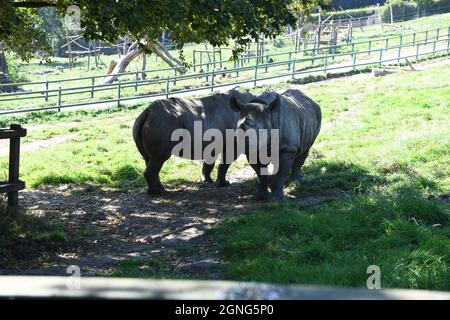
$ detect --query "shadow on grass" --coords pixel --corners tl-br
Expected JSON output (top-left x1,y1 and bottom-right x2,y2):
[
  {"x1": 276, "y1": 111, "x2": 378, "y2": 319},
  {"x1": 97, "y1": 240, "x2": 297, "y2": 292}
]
[{"x1": 212, "y1": 161, "x2": 449, "y2": 289}]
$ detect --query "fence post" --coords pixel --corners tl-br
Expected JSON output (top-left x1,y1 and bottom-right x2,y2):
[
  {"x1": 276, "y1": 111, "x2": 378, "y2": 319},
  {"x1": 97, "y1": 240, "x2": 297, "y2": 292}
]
[
  {"x1": 288, "y1": 52, "x2": 292, "y2": 71},
  {"x1": 416, "y1": 43, "x2": 420, "y2": 61},
  {"x1": 45, "y1": 80, "x2": 49, "y2": 102},
  {"x1": 311, "y1": 49, "x2": 315, "y2": 66},
  {"x1": 385, "y1": 38, "x2": 389, "y2": 50},
  {"x1": 399, "y1": 34, "x2": 403, "y2": 47},
  {"x1": 324, "y1": 55, "x2": 328, "y2": 76},
  {"x1": 436, "y1": 28, "x2": 440, "y2": 41},
  {"x1": 265, "y1": 55, "x2": 269, "y2": 73},
  {"x1": 117, "y1": 80, "x2": 121, "y2": 107},
  {"x1": 379, "y1": 49, "x2": 383, "y2": 67},
  {"x1": 413, "y1": 33, "x2": 416, "y2": 46},
  {"x1": 206, "y1": 63, "x2": 210, "y2": 82},
  {"x1": 135, "y1": 72, "x2": 139, "y2": 92},
  {"x1": 432, "y1": 39, "x2": 436, "y2": 57},
  {"x1": 352, "y1": 52, "x2": 357, "y2": 70},
  {"x1": 173, "y1": 69, "x2": 177, "y2": 85},
  {"x1": 57, "y1": 86, "x2": 62, "y2": 112},
  {"x1": 425, "y1": 30, "x2": 428, "y2": 43},
  {"x1": 211, "y1": 70, "x2": 215, "y2": 92},
  {"x1": 397, "y1": 45, "x2": 402, "y2": 64},
  {"x1": 236, "y1": 58, "x2": 240, "y2": 77},
  {"x1": 292, "y1": 59, "x2": 296, "y2": 80},
  {"x1": 8, "y1": 124, "x2": 22, "y2": 209},
  {"x1": 253, "y1": 61, "x2": 258, "y2": 88},
  {"x1": 447, "y1": 27, "x2": 450, "y2": 52},
  {"x1": 166, "y1": 77, "x2": 170, "y2": 99},
  {"x1": 368, "y1": 40, "x2": 372, "y2": 55},
  {"x1": 91, "y1": 77, "x2": 95, "y2": 98}
]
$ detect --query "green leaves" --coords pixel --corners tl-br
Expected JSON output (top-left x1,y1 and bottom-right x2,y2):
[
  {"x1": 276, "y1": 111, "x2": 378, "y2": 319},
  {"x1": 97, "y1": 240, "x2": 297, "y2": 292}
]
[{"x1": 3, "y1": 0, "x2": 325, "y2": 59}]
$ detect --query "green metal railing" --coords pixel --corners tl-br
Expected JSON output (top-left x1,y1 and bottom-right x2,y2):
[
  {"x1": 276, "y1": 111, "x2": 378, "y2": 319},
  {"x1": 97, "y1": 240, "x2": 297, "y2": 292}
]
[{"x1": 0, "y1": 26, "x2": 449, "y2": 116}]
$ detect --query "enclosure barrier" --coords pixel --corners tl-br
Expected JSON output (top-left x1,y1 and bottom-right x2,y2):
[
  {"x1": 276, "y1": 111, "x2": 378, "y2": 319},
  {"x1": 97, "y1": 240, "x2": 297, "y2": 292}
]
[
  {"x1": 0, "y1": 276, "x2": 449, "y2": 300},
  {"x1": 0, "y1": 124, "x2": 26, "y2": 208},
  {"x1": 0, "y1": 26, "x2": 449, "y2": 115}
]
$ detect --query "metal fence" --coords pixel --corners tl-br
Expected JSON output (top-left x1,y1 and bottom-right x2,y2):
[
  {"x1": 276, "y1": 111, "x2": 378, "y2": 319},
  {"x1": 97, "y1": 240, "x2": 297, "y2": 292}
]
[{"x1": 1, "y1": 26, "x2": 449, "y2": 116}]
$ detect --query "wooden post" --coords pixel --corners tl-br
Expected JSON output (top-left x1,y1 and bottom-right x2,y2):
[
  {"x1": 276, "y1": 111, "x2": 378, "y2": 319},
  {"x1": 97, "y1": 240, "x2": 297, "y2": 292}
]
[
  {"x1": 211, "y1": 70, "x2": 215, "y2": 92},
  {"x1": 193, "y1": 51, "x2": 196, "y2": 72},
  {"x1": 117, "y1": 80, "x2": 121, "y2": 107},
  {"x1": 45, "y1": 80, "x2": 49, "y2": 102},
  {"x1": 135, "y1": 72, "x2": 139, "y2": 92},
  {"x1": 378, "y1": 3, "x2": 383, "y2": 30},
  {"x1": 91, "y1": 77, "x2": 95, "y2": 99},
  {"x1": 291, "y1": 58, "x2": 296, "y2": 80},
  {"x1": 166, "y1": 77, "x2": 170, "y2": 99},
  {"x1": 8, "y1": 124, "x2": 21, "y2": 208},
  {"x1": 379, "y1": 49, "x2": 383, "y2": 67},
  {"x1": 57, "y1": 86, "x2": 62, "y2": 112},
  {"x1": 253, "y1": 61, "x2": 258, "y2": 88}
]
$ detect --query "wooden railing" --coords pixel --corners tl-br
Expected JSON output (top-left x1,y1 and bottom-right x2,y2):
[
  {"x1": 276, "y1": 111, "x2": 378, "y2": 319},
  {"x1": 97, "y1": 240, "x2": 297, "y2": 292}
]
[{"x1": 0, "y1": 124, "x2": 26, "y2": 208}]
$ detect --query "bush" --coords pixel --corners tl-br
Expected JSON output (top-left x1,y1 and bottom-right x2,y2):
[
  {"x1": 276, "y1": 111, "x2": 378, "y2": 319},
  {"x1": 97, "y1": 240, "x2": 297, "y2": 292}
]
[{"x1": 5, "y1": 52, "x2": 28, "y2": 83}]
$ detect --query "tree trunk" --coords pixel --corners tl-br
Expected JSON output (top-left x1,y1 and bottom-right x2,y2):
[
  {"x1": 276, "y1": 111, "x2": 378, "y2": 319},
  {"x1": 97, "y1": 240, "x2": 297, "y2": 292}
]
[
  {"x1": 100, "y1": 40, "x2": 187, "y2": 85},
  {"x1": 0, "y1": 42, "x2": 10, "y2": 84}
]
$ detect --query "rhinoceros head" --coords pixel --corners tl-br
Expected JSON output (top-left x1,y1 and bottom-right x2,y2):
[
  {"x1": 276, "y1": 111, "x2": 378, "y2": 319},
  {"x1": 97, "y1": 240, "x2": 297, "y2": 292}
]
[
  {"x1": 229, "y1": 94, "x2": 280, "y2": 153},
  {"x1": 229, "y1": 94, "x2": 280, "y2": 132}
]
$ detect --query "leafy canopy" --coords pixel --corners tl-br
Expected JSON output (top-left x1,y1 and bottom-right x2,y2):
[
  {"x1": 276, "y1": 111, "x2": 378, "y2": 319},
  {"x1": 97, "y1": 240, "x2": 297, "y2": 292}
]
[{"x1": 1, "y1": 0, "x2": 326, "y2": 59}]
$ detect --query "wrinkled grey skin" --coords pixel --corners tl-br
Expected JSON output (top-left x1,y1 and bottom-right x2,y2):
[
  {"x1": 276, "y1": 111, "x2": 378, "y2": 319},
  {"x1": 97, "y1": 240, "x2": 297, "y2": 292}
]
[
  {"x1": 133, "y1": 89, "x2": 256, "y2": 194},
  {"x1": 230, "y1": 89, "x2": 322, "y2": 200}
]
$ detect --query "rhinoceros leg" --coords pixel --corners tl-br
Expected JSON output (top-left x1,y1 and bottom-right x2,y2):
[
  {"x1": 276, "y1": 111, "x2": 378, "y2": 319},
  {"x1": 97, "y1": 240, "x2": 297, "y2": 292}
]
[
  {"x1": 216, "y1": 148, "x2": 238, "y2": 187},
  {"x1": 291, "y1": 149, "x2": 309, "y2": 183},
  {"x1": 271, "y1": 152, "x2": 296, "y2": 201},
  {"x1": 144, "y1": 157, "x2": 166, "y2": 195},
  {"x1": 249, "y1": 162, "x2": 270, "y2": 200},
  {"x1": 201, "y1": 163, "x2": 215, "y2": 184},
  {"x1": 216, "y1": 163, "x2": 231, "y2": 187}
]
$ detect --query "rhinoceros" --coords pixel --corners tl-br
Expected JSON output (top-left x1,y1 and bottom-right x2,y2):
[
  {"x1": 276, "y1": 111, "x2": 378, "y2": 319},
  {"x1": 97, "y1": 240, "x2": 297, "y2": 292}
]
[
  {"x1": 229, "y1": 89, "x2": 322, "y2": 200},
  {"x1": 133, "y1": 89, "x2": 256, "y2": 194}
]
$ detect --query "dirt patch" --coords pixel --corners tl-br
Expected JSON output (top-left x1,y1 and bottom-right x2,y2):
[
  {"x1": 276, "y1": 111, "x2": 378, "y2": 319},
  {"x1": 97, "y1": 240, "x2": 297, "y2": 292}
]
[
  {"x1": 0, "y1": 165, "x2": 257, "y2": 277},
  {"x1": 0, "y1": 160, "x2": 341, "y2": 278}
]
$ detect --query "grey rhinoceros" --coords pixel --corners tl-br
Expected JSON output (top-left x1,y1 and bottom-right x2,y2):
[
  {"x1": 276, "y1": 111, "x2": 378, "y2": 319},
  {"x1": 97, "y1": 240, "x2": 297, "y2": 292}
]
[
  {"x1": 133, "y1": 89, "x2": 256, "y2": 194},
  {"x1": 229, "y1": 89, "x2": 322, "y2": 200}
]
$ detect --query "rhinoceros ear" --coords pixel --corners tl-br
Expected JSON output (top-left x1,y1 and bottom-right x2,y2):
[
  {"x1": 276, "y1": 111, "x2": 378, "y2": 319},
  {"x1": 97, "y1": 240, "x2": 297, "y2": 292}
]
[
  {"x1": 229, "y1": 95, "x2": 246, "y2": 112},
  {"x1": 267, "y1": 94, "x2": 280, "y2": 112}
]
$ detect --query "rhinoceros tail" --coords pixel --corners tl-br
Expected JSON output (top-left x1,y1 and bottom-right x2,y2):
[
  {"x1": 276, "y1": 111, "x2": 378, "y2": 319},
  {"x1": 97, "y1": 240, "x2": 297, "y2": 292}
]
[{"x1": 133, "y1": 107, "x2": 151, "y2": 164}]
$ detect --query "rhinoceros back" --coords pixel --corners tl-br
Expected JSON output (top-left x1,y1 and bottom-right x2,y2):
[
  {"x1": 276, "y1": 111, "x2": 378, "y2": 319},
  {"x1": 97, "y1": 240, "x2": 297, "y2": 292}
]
[{"x1": 278, "y1": 89, "x2": 322, "y2": 155}]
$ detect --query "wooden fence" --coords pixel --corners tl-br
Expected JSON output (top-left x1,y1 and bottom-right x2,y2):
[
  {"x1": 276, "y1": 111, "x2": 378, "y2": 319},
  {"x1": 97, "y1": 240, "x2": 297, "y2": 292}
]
[{"x1": 0, "y1": 124, "x2": 26, "y2": 208}]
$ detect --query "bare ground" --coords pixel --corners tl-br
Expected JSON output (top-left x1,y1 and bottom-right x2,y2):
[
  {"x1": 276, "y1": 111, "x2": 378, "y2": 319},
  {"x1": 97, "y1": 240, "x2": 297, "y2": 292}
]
[{"x1": 0, "y1": 163, "x2": 340, "y2": 278}]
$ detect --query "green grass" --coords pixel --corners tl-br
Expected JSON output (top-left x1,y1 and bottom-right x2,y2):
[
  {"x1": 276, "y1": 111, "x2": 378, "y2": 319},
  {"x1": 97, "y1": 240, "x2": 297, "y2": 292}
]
[
  {"x1": 0, "y1": 58, "x2": 448, "y2": 289},
  {"x1": 212, "y1": 63, "x2": 450, "y2": 290},
  {"x1": 2, "y1": 12, "x2": 448, "y2": 111},
  {"x1": 213, "y1": 195, "x2": 449, "y2": 289}
]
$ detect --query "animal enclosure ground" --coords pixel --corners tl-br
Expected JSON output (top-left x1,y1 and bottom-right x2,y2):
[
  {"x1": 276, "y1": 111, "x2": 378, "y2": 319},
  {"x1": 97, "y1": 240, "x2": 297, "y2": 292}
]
[{"x1": 0, "y1": 60, "x2": 449, "y2": 289}]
